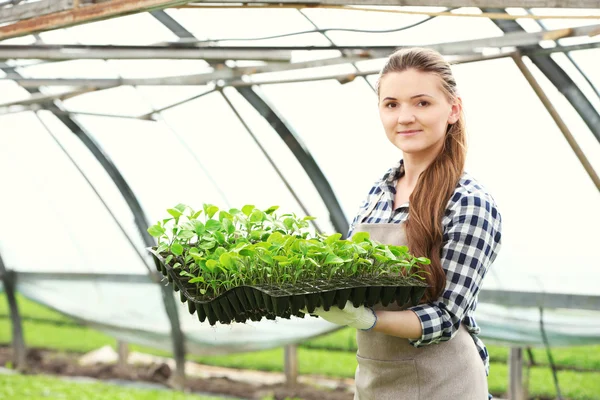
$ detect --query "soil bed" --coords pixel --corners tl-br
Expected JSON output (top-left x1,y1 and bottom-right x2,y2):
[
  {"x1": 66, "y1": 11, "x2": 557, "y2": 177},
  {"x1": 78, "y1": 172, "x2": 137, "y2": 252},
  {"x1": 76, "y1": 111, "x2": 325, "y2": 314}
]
[{"x1": 0, "y1": 346, "x2": 353, "y2": 400}]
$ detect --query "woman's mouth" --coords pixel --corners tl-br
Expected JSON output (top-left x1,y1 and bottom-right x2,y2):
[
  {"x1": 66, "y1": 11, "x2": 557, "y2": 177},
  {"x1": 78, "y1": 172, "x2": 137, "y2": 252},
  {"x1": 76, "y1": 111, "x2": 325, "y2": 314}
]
[{"x1": 397, "y1": 130, "x2": 422, "y2": 136}]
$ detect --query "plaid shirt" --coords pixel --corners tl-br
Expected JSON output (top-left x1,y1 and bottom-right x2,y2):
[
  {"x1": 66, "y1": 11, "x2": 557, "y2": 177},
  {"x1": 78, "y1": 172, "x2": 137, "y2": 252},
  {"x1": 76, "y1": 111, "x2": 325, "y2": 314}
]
[{"x1": 348, "y1": 159, "x2": 502, "y2": 377}]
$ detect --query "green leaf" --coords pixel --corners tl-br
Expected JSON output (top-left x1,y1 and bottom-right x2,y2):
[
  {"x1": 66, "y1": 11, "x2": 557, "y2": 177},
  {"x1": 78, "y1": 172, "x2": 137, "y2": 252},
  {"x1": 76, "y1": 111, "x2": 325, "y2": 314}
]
[
  {"x1": 250, "y1": 230, "x2": 263, "y2": 241},
  {"x1": 174, "y1": 203, "x2": 187, "y2": 213},
  {"x1": 189, "y1": 276, "x2": 205, "y2": 284},
  {"x1": 325, "y1": 233, "x2": 342, "y2": 246},
  {"x1": 199, "y1": 240, "x2": 216, "y2": 250},
  {"x1": 214, "y1": 231, "x2": 225, "y2": 244},
  {"x1": 165, "y1": 255, "x2": 173, "y2": 264},
  {"x1": 264, "y1": 205, "x2": 279, "y2": 214},
  {"x1": 273, "y1": 256, "x2": 288, "y2": 262},
  {"x1": 416, "y1": 256, "x2": 431, "y2": 265},
  {"x1": 205, "y1": 219, "x2": 222, "y2": 232},
  {"x1": 194, "y1": 221, "x2": 205, "y2": 235},
  {"x1": 207, "y1": 206, "x2": 219, "y2": 219},
  {"x1": 239, "y1": 249, "x2": 254, "y2": 257},
  {"x1": 219, "y1": 253, "x2": 233, "y2": 268},
  {"x1": 324, "y1": 253, "x2": 344, "y2": 265},
  {"x1": 192, "y1": 210, "x2": 203, "y2": 219},
  {"x1": 167, "y1": 208, "x2": 183, "y2": 219},
  {"x1": 218, "y1": 211, "x2": 233, "y2": 222},
  {"x1": 242, "y1": 205, "x2": 255, "y2": 216},
  {"x1": 222, "y1": 218, "x2": 235, "y2": 235},
  {"x1": 179, "y1": 230, "x2": 195, "y2": 240},
  {"x1": 171, "y1": 242, "x2": 183, "y2": 256},
  {"x1": 351, "y1": 232, "x2": 370, "y2": 243},
  {"x1": 267, "y1": 232, "x2": 284, "y2": 245},
  {"x1": 206, "y1": 259, "x2": 218, "y2": 270},
  {"x1": 250, "y1": 209, "x2": 264, "y2": 223},
  {"x1": 258, "y1": 252, "x2": 273, "y2": 265},
  {"x1": 302, "y1": 216, "x2": 316, "y2": 221},
  {"x1": 283, "y1": 217, "x2": 295, "y2": 230},
  {"x1": 180, "y1": 221, "x2": 195, "y2": 231},
  {"x1": 147, "y1": 225, "x2": 165, "y2": 237},
  {"x1": 157, "y1": 243, "x2": 168, "y2": 253}
]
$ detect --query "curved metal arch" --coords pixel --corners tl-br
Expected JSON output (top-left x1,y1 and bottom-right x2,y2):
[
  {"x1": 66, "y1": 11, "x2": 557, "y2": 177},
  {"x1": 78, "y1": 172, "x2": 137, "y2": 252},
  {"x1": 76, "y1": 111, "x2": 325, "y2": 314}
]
[
  {"x1": 485, "y1": 8, "x2": 600, "y2": 143},
  {"x1": 0, "y1": 65, "x2": 187, "y2": 386},
  {"x1": 151, "y1": 10, "x2": 349, "y2": 236}
]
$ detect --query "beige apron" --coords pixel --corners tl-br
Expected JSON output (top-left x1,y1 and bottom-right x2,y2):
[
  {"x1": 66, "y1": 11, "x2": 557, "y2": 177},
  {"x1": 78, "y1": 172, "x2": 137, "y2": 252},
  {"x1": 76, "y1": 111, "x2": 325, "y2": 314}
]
[{"x1": 353, "y1": 223, "x2": 488, "y2": 400}]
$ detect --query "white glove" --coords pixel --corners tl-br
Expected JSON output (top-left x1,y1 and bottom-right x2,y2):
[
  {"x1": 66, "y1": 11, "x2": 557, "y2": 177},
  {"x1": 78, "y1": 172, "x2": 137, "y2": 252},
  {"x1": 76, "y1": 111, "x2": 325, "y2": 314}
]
[{"x1": 305, "y1": 300, "x2": 377, "y2": 331}]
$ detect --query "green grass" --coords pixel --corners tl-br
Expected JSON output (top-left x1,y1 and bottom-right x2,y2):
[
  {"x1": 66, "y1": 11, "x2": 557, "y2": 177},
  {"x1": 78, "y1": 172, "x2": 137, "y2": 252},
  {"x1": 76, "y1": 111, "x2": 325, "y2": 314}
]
[
  {"x1": 2, "y1": 293, "x2": 600, "y2": 399},
  {"x1": 0, "y1": 373, "x2": 229, "y2": 400},
  {"x1": 302, "y1": 324, "x2": 600, "y2": 371}
]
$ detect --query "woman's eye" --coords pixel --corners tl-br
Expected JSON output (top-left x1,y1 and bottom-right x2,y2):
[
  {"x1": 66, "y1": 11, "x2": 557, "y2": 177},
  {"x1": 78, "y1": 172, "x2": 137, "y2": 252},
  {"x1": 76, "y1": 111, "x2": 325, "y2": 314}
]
[
  {"x1": 417, "y1": 101, "x2": 430, "y2": 107},
  {"x1": 386, "y1": 102, "x2": 397, "y2": 108}
]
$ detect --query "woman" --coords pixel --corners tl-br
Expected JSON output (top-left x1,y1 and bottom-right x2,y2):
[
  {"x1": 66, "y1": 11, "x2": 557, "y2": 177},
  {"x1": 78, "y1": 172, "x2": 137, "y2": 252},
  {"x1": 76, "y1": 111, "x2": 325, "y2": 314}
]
[{"x1": 309, "y1": 47, "x2": 503, "y2": 399}]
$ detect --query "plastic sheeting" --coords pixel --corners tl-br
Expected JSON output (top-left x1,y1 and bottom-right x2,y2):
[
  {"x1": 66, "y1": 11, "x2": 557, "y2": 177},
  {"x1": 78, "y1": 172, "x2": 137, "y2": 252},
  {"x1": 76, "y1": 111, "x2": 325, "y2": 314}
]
[
  {"x1": 14, "y1": 277, "x2": 337, "y2": 355},
  {"x1": 1, "y1": 6, "x2": 599, "y2": 354}
]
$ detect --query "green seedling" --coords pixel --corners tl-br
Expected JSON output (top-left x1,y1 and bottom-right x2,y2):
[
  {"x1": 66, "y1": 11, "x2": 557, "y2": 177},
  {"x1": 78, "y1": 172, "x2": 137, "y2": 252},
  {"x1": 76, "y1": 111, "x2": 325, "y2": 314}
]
[{"x1": 148, "y1": 204, "x2": 428, "y2": 300}]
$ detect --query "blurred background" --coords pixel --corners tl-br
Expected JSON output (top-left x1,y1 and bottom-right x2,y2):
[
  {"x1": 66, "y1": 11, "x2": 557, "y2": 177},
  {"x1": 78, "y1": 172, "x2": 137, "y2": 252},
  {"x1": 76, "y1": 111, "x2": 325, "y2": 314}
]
[{"x1": 0, "y1": 1, "x2": 599, "y2": 399}]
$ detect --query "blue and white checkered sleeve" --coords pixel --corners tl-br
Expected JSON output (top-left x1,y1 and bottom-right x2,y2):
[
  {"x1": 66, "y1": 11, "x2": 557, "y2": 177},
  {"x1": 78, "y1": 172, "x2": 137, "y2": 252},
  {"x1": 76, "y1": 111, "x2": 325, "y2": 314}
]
[
  {"x1": 407, "y1": 193, "x2": 502, "y2": 347},
  {"x1": 346, "y1": 186, "x2": 380, "y2": 238}
]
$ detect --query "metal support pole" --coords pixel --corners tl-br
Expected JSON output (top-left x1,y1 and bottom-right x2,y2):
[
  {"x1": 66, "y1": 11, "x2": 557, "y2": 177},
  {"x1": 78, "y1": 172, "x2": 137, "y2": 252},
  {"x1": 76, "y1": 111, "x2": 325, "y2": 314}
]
[
  {"x1": 284, "y1": 344, "x2": 298, "y2": 387},
  {"x1": 509, "y1": 347, "x2": 525, "y2": 400},
  {"x1": 0, "y1": 255, "x2": 27, "y2": 371},
  {"x1": 512, "y1": 54, "x2": 600, "y2": 192},
  {"x1": 117, "y1": 341, "x2": 129, "y2": 368}
]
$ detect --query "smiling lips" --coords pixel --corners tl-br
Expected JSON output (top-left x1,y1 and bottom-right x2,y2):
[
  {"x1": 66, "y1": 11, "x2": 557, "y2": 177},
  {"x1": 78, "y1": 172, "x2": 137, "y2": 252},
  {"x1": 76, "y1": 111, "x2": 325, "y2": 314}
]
[{"x1": 397, "y1": 129, "x2": 422, "y2": 136}]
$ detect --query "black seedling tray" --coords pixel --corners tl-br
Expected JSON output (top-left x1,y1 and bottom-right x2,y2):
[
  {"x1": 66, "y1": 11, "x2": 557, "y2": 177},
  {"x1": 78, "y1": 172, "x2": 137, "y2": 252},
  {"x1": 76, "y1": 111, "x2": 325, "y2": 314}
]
[{"x1": 148, "y1": 248, "x2": 428, "y2": 326}]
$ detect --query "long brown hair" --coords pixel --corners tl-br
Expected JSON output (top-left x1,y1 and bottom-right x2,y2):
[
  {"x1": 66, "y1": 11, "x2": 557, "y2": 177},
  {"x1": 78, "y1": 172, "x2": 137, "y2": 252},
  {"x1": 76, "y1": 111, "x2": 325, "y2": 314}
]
[{"x1": 376, "y1": 47, "x2": 467, "y2": 302}]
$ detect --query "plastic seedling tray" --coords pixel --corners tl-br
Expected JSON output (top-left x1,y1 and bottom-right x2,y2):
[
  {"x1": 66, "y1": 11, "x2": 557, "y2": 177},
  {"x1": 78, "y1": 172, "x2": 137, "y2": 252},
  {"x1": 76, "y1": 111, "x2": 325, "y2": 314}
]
[{"x1": 148, "y1": 248, "x2": 428, "y2": 326}]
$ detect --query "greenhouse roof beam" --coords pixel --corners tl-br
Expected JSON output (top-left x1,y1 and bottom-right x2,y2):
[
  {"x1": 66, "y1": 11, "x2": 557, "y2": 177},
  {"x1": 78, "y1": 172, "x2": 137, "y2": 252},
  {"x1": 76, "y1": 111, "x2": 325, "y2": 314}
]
[
  {"x1": 487, "y1": 10, "x2": 600, "y2": 143},
  {"x1": 0, "y1": 0, "x2": 596, "y2": 41},
  {"x1": 184, "y1": 0, "x2": 600, "y2": 7},
  {"x1": 149, "y1": 9, "x2": 350, "y2": 235},
  {"x1": 2, "y1": 55, "x2": 369, "y2": 88},
  {"x1": 3, "y1": 42, "x2": 597, "y2": 91},
  {"x1": 1, "y1": 22, "x2": 597, "y2": 61},
  {"x1": 0, "y1": 0, "x2": 73, "y2": 24},
  {"x1": 0, "y1": 44, "x2": 293, "y2": 62},
  {"x1": 0, "y1": 0, "x2": 194, "y2": 41}
]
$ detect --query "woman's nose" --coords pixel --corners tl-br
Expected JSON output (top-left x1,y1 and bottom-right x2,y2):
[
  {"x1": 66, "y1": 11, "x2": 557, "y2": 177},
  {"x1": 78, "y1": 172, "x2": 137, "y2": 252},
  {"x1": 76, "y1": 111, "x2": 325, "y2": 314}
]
[{"x1": 397, "y1": 111, "x2": 416, "y2": 125}]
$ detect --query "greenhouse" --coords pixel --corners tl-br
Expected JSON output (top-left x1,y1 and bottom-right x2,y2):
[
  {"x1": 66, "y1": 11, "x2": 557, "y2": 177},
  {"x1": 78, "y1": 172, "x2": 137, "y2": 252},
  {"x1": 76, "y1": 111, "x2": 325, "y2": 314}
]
[{"x1": 0, "y1": 1, "x2": 599, "y2": 399}]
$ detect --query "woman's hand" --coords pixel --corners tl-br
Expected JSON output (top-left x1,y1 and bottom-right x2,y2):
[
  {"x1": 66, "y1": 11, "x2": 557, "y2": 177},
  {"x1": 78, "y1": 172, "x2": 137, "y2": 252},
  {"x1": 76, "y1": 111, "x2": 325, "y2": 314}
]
[{"x1": 305, "y1": 301, "x2": 377, "y2": 331}]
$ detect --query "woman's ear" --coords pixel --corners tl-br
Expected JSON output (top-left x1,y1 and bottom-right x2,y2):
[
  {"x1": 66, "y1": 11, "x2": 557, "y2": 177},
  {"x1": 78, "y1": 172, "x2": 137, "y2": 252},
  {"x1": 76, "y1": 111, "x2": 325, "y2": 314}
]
[{"x1": 448, "y1": 97, "x2": 462, "y2": 124}]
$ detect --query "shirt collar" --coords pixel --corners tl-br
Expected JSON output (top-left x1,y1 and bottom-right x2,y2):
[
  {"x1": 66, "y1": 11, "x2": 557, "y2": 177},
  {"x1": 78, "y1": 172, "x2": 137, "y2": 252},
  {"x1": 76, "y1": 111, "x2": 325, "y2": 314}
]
[{"x1": 378, "y1": 158, "x2": 405, "y2": 194}]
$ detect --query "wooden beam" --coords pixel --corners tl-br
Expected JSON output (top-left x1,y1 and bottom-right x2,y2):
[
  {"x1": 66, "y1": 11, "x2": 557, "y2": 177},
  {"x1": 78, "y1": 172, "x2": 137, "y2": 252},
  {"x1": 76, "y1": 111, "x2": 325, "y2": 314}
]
[
  {"x1": 0, "y1": 0, "x2": 193, "y2": 41},
  {"x1": 512, "y1": 53, "x2": 600, "y2": 192},
  {"x1": 0, "y1": 0, "x2": 73, "y2": 24},
  {"x1": 185, "y1": 0, "x2": 600, "y2": 8}
]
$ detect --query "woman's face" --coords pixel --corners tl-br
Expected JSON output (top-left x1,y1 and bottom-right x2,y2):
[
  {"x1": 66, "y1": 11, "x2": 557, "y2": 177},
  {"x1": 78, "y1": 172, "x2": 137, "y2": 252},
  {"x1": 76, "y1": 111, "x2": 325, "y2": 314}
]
[{"x1": 378, "y1": 69, "x2": 460, "y2": 158}]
